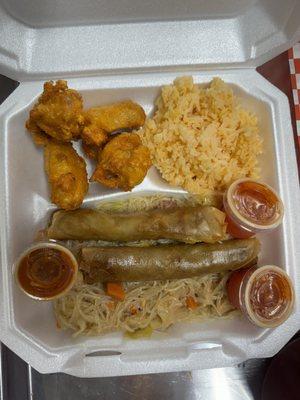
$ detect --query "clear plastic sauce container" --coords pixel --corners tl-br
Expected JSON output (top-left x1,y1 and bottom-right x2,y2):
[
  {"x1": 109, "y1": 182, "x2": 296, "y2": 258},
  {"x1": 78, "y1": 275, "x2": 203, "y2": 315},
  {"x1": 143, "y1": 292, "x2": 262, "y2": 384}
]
[
  {"x1": 227, "y1": 265, "x2": 294, "y2": 328},
  {"x1": 224, "y1": 179, "x2": 284, "y2": 239},
  {"x1": 15, "y1": 242, "x2": 78, "y2": 300}
]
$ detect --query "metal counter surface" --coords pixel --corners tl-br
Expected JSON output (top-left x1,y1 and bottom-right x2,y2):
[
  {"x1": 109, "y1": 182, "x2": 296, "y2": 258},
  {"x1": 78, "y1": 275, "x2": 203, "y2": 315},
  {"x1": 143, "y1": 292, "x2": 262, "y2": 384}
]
[{"x1": 1, "y1": 343, "x2": 269, "y2": 400}]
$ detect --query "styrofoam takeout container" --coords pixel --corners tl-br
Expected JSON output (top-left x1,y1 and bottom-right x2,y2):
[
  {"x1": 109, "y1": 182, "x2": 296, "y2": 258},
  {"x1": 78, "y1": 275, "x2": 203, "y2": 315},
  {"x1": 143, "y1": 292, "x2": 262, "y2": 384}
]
[{"x1": 0, "y1": 0, "x2": 300, "y2": 378}]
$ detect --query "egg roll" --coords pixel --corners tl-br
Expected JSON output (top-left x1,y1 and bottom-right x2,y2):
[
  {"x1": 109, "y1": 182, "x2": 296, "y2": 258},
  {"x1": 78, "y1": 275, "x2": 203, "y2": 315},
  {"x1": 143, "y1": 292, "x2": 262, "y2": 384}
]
[
  {"x1": 80, "y1": 238, "x2": 260, "y2": 283},
  {"x1": 47, "y1": 205, "x2": 227, "y2": 243}
]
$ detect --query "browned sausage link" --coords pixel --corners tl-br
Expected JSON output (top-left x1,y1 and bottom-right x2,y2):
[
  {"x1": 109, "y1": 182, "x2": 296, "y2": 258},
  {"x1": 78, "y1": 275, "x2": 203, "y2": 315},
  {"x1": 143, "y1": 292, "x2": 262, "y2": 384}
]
[
  {"x1": 47, "y1": 206, "x2": 226, "y2": 243},
  {"x1": 79, "y1": 238, "x2": 260, "y2": 283}
]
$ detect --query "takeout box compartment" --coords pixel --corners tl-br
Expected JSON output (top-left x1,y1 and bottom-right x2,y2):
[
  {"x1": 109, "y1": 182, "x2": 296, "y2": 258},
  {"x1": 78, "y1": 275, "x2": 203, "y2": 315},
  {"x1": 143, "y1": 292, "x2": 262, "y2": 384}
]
[{"x1": 0, "y1": 68, "x2": 299, "y2": 377}]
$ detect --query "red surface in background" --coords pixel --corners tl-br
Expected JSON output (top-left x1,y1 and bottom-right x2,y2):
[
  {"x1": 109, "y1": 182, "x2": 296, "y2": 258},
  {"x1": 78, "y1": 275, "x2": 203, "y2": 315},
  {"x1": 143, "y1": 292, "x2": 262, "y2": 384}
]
[{"x1": 257, "y1": 51, "x2": 300, "y2": 174}]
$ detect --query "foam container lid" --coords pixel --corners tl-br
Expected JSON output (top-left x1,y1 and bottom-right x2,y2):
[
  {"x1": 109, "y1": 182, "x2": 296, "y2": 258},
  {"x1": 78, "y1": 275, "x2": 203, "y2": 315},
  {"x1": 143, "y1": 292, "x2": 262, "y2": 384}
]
[
  {"x1": 0, "y1": 0, "x2": 300, "y2": 378},
  {"x1": 0, "y1": 0, "x2": 300, "y2": 79}
]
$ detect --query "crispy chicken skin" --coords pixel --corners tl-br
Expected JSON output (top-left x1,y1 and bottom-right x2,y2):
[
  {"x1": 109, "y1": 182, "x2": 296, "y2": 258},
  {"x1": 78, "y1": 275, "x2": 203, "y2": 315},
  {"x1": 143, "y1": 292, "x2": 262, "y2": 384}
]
[
  {"x1": 44, "y1": 140, "x2": 88, "y2": 210},
  {"x1": 81, "y1": 100, "x2": 146, "y2": 147},
  {"x1": 81, "y1": 117, "x2": 108, "y2": 147},
  {"x1": 90, "y1": 133, "x2": 151, "y2": 191},
  {"x1": 81, "y1": 141, "x2": 100, "y2": 160},
  {"x1": 27, "y1": 130, "x2": 51, "y2": 146},
  {"x1": 26, "y1": 80, "x2": 84, "y2": 143}
]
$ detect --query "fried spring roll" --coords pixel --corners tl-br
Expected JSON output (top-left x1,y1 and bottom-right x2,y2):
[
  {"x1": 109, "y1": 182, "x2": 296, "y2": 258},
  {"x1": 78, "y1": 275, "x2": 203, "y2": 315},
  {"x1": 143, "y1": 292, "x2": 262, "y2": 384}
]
[
  {"x1": 80, "y1": 238, "x2": 260, "y2": 283},
  {"x1": 47, "y1": 206, "x2": 227, "y2": 243}
]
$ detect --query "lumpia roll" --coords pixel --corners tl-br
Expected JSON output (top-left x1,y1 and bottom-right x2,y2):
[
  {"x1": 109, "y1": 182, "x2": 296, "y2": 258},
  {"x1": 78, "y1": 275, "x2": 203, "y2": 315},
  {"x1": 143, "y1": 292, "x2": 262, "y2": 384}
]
[
  {"x1": 80, "y1": 238, "x2": 260, "y2": 283},
  {"x1": 47, "y1": 206, "x2": 227, "y2": 244}
]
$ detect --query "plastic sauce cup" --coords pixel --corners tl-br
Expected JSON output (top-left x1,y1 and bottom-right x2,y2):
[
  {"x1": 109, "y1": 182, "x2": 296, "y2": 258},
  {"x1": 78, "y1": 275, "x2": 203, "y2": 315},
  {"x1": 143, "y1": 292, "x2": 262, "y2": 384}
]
[
  {"x1": 227, "y1": 265, "x2": 294, "y2": 328},
  {"x1": 223, "y1": 179, "x2": 284, "y2": 239},
  {"x1": 14, "y1": 242, "x2": 78, "y2": 301}
]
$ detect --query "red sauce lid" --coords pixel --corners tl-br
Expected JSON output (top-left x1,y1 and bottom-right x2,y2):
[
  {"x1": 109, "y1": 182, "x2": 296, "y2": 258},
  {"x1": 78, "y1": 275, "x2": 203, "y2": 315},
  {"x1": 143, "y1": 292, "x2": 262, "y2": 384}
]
[
  {"x1": 15, "y1": 242, "x2": 78, "y2": 300},
  {"x1": 224, "y1": 179, "x2": 284, "y2": 235},
  {"x1": 227, "y1": 265, "x2": 294, "y2": 328},
  {"x1": 244, "y1": 266, "x2": 294, "y2": 328}
]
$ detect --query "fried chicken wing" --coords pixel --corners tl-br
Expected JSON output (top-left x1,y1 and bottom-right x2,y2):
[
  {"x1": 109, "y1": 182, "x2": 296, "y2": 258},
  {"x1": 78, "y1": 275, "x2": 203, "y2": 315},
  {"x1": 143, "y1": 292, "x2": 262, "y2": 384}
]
[
  {"x1": 81, "y1": 115, "x2": 108, "y2": 147},
  {"x1": 82, "y1": 100, "x2": 145, "y2": 144},
  {"x1": 80, "y1": 117, "x2": 107, "y2": 159},
  {"x1": 81, "y1": 141, "x2": 100, "y2": 160},
  {"x1": 44, "y1": 141, "x2": 88, "y2": 210},
  {"x1": 90, "y1": 133, "x2": 151, "y2": 191},
  {"x1": 80, "y1": 100, "x2": 146, "y2": 159},
  {"x1": 27, "y1": 129, "x2": 51, "y2": 146},
  {"x1": 26, "y1": 80, "x2": 84, "y2": 143}
]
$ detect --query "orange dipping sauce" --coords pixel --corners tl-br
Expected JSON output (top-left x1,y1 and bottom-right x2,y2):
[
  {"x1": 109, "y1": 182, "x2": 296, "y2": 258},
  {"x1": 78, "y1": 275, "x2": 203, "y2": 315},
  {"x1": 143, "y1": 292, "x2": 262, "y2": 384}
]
[
  {"x1": 227, "y1": 265, "x2": 294, "y2": 328},
  {"x1": 249, "y1": 270, "x2": 292, "y2": 321},
  {"x1": 16, "y1": 243, "x2": 77, "y2": 300},
  {"x1": 224, "y1": 179, "x2": 284, "y2": 239},
  {"x1": 226, "y1": 267, "x2": 250, "y2": 308},
  {"x1": 233, "y1": 181, "x2": 280, "y2": 225}
]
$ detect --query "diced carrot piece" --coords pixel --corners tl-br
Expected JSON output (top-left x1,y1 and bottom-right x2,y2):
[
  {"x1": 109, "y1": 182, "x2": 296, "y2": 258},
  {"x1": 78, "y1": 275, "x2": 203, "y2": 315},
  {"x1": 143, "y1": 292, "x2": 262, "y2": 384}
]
[
  {"x1": 106, "y1": 282, "x2": 125, "y2": 301},
  {"x1": 186, "y1": 296, "x2": 198, "y2": 310},
  {"x1": 107, "y1": 301, "x2": 115, "y2": 310},
  {"x1": 130, "y1": 305, "x2": 138, "y2": 315}
]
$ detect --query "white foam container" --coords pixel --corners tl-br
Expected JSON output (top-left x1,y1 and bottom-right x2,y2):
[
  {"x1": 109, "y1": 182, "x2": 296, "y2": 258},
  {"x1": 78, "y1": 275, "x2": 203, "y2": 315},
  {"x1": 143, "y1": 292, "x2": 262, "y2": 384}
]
[{"x1": 0, "y1": 0, "x2": 300, "y2": 378}]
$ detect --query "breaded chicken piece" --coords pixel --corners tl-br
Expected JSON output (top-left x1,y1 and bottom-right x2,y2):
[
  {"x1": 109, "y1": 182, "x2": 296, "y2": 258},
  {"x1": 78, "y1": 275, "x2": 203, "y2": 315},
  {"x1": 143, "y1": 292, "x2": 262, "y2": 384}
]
[
  {"x1": 26, "y1": 80, "x2": 84, "y2": 142},
  {"x1": 81, "y1": 100, "x2": 146, "y2": 147},
  {"x1": 81, "y1": 141, "x2": 100, "y2": 160},
  {"x1": 90, "y1": 133, "x2": 151, "y2": 191},
  {"x1": 81, "y1": 117, "x2": 108, "y2": 147},
  {"x1": 44, "y1": 141, "x2": 88, "y2": 210},
  {"x1": 27, "y1": 129, "x2": 51, "y2": 146}
]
